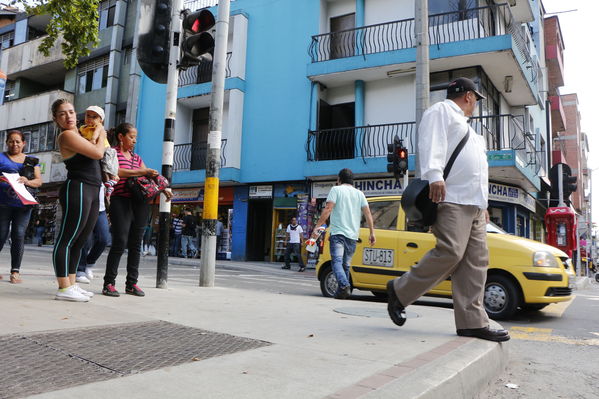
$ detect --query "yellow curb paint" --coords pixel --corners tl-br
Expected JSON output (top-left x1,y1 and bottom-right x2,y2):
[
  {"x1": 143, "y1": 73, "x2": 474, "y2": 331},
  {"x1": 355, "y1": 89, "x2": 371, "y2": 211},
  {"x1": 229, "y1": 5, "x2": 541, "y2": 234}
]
[{"x1": 509, "y1": 326, "x2": 599, "y2": 346}]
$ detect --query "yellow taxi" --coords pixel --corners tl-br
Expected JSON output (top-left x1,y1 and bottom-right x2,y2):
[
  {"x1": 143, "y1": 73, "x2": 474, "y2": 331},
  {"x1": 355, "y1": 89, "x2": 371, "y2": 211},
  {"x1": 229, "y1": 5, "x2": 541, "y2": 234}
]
[{"x1": 315, "y1": 196, "x2": 575, "y2": 319}]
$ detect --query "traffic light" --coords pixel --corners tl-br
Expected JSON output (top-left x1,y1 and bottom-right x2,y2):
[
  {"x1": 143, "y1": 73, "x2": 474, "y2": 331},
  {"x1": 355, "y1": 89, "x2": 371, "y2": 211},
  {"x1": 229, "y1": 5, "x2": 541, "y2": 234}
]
[
  {"x1": 137, "y1": 0, "x2": 172, "y2": 84},
  {"x1": 549, "y1": 163, "x2": 577, "y2": 206},
  {"x1": 387, "y1": 136, "x2": 408, "y2": 179},
  {"x1": 179, "y1": 9, "x2": 215, "y2": 69}
]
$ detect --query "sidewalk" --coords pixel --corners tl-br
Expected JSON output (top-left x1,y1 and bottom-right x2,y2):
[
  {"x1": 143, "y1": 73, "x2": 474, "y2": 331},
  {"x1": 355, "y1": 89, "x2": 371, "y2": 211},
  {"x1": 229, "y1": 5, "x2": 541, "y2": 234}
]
[{"x1": 2, "y1": 248, "x2": 509, "y2": 399}]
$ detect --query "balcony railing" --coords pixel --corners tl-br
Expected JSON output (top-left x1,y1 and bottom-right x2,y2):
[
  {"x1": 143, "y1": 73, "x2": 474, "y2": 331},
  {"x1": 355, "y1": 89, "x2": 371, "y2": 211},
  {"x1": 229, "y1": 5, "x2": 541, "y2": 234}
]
[
  {"x1": 307, "y1": 115, "x2": 545, "y2": 176},
  {"x1": 306, "y1": 122, "x2": 415, "y2": 162},
  {"x1": 178, "y1": 53, "x2": 232, "y2": 87},
  {"x1": 183, "y1": 0, "x2": 219, "y2": 11},
  {"x1": 173, "y1": 140, "x2": 227, "y2": 171},
  {"x1": 309, "y1": 4, "x2": 533, "y2": 75},
  {"x1": 469, "y1": 114, "x2": 541, "y2": 173}
]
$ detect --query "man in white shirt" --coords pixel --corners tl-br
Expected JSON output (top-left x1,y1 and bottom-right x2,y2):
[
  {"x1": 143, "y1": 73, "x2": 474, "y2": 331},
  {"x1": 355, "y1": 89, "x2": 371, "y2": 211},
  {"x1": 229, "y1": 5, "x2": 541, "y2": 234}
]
[
  {"x1": 387, "y1": 77, "x2": 509, "y2": 342},
  {"x1": 282, "y1": 217, "x2": 305, "y2": 271}
]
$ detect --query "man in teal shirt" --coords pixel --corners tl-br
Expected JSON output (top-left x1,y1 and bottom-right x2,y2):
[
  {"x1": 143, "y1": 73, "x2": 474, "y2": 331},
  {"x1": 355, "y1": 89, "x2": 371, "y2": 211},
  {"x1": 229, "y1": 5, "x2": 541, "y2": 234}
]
[{"x1": 312, "y1": 169, "x2": 375, "y2": 299}]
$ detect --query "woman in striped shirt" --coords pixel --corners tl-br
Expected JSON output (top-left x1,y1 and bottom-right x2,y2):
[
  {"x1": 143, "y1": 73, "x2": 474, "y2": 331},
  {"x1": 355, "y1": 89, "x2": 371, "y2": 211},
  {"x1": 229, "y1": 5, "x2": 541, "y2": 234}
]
[{"x1": 102, "y1": 123, "x2": 158, "y2": 297}]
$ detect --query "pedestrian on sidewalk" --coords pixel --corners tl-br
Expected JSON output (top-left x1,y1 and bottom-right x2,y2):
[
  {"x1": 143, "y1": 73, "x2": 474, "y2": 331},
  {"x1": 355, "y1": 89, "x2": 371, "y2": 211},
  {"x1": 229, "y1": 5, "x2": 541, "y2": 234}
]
[
  {"x1": 170, "y1": 213, "x2": 183, "y2": 257},
  {"x1": 312, "y1": 168, "x2": 375, "y2": 299},
  {"x1": 75, "y1": 185, "x2": 110, "y2": 284},
  {"x1": 0, "y1": 130, "x2": 43, "y2": 283},
  {"x1": 52, "y1": 99, "x2": 104, "y2": 301},
  {"x1": 386, "y1": 77, "x2": 509, "y2": 342},
  {"x1": 34, "y1": 216, "x2": 46, "y2": 247},
  {"x1": 215, "y1": 217, "x2": 224, "y2": 254},
  {"x1": 102, "y1": 123, "x2": 162, "y2": 297},
  {"x1": 181, "y1": 208, "x2": 197, "y2": 258},
  {"x1": 281, "y1": 217, "x2": 306, "y2": 272}
]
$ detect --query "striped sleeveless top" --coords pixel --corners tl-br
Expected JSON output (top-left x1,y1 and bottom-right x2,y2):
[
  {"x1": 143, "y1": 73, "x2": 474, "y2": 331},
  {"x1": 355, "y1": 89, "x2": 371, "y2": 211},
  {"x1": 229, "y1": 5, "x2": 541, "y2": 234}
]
[{"x1": 112, "y1": 147, "x2": 142, "y2": 198}]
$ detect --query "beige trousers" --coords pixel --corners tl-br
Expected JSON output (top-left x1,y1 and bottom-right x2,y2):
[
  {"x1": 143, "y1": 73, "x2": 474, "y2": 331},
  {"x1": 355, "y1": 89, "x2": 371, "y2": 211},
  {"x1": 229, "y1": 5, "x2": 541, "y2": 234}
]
[{"x1": 393, "y1": 202, "x2": 490, "y2": 329}]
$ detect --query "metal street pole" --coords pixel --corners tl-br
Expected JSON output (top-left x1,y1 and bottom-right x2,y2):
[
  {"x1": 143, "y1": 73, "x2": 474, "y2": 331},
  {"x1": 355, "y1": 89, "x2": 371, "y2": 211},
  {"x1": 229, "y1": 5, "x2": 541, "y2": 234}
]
[
  {"x1": 199, "y1": 0, "x2": 230, "y2": 287},
  {"x1": 414, "y1": 0, "x2": 429, "y2": 177},
  {"x1": 156, "y1": 0, "x2": 183, "y2": 289}
]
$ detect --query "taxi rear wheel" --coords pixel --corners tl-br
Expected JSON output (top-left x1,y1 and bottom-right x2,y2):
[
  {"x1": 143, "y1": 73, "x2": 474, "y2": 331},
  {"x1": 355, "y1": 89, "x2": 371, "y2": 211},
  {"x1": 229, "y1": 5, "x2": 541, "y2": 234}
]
[{"x1": 484, "y1": 274, "x2": 520, "y2": 320}]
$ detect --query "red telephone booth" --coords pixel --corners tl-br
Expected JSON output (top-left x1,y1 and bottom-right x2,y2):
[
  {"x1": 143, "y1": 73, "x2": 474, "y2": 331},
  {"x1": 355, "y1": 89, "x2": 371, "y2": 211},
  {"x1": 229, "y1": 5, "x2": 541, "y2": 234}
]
[{"x1": 545, "y1": 207, "x2": 577, "y2": 257}]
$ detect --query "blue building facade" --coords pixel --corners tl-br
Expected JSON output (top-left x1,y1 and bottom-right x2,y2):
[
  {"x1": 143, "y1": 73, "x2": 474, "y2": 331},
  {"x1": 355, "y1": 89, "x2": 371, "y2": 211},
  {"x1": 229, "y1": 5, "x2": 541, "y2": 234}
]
[{"x1": 135, "y1": 0, "x2": 551, "y2": 260}]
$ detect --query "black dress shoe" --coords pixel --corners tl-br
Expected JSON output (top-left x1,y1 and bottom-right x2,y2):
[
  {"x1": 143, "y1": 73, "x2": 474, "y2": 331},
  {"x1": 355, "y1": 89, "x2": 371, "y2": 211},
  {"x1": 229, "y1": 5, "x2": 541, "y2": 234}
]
[
  {"x1": 281, "y1": 265, "x2": 290, "y2": 270},
  {"x1": 386, "y1": 280, "x2": 406, "y2": 326},
  {"x1": 456, "y1": 327, "x2": 510, "y2": 342},
  {"x1": 334, "y1": 285, "x2": 351, "y2": 299}
]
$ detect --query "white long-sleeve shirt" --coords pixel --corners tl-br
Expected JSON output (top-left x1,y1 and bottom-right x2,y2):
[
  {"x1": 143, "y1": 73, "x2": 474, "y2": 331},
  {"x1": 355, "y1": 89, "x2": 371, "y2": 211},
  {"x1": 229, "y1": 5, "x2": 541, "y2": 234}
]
[{"x1": 418, "y1": 99, "x2": 488, "y2": 209}]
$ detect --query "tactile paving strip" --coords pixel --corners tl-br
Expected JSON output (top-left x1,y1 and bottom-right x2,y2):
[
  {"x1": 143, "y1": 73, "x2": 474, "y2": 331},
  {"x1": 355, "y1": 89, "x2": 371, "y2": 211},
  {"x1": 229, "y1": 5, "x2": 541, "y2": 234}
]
[{"x1": 0, "y1": 321, "x2": 270, "y2": 398}]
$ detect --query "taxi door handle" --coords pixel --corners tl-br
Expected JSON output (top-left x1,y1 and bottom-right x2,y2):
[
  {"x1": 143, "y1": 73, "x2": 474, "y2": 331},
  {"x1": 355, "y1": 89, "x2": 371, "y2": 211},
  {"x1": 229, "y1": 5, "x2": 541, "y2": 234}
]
[
  {"x1": 406, "y1": 242, "x2": 418, "y2": 248},
  {"x1": 357, "y1": 238, "x2": 363, "y2": 243}
]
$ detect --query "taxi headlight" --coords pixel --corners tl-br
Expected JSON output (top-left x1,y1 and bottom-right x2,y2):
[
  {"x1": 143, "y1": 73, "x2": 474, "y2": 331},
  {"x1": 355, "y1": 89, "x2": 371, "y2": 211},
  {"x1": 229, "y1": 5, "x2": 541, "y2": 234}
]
[{"x1": 533, "y1": 251, "x2": 559, "y2": 268}]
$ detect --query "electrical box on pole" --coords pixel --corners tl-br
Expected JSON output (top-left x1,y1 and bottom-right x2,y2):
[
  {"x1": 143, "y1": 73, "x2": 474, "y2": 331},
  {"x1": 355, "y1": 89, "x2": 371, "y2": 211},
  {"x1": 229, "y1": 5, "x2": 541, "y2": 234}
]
[
  {"x1": 137, "y1": 0, "x2": 172, "y2": 84},
  {"x1": 180, "y1": 9, "x2": 215, "y2": 69}
]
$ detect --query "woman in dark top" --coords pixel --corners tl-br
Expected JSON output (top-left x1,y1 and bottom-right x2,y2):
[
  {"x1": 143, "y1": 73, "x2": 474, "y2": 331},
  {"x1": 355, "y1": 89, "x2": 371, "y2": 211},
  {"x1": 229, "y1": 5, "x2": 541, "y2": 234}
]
[
  {"x1": 52, "y1": 98, "x2": 106, "y2": 302},
  {"x1": 0, "y1": 130, "x2": 42, "y2": 283},
  {"x1": 102, "y1": 123, "x2": 169, "y2": 297}
]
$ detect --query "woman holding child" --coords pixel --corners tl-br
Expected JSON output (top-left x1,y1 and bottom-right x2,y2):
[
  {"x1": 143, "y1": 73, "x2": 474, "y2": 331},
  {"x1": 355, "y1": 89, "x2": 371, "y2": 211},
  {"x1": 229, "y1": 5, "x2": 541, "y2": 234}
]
[{"x1": 51, "y1": 98, "x2": 105, "y2": 302}]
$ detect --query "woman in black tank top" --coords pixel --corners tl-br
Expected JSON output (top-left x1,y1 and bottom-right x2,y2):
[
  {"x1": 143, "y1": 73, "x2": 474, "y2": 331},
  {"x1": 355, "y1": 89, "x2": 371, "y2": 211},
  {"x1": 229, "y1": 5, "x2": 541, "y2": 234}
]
[{"x1": 50, "y1": 99, "x2": 106, "y2": 302}]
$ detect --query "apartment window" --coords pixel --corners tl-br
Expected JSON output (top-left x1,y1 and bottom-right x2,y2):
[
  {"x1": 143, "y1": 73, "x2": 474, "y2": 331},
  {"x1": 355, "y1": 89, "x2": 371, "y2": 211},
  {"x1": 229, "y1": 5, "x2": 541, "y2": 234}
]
[
  {"x1": 428, "y1": 0, "x2": 478, "y2": 16},
  {"x1": 77, "y1": 55, "x2": 110, "y2": 94},
  {"x1": 122, "y1": 46, "x2": 133, "y2": 65},
  {"x1": 0, "y1": 31, "x2": 14, "y2": 49},
  {"x1": 0, "y1": 122, "x2": 58, "y2": 153},
  {"x1": 3, "y1": 80, "x2": 15, "y2": 103},
  {"x1": 99, "y1": 0, "x2": 117, "y2": 30},
  {"x1": 329, "y1": 13, "x2": 355, "y2": 60}
]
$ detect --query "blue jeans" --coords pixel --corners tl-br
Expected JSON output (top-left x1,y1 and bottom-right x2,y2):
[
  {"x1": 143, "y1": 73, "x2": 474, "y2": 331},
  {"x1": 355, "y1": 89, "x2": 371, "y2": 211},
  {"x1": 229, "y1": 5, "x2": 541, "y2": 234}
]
[
  {"x1": 35, "y1": 226, "x2": 45, "y2": 245},
  {"x1": 0, "y1": 206, "x2": 32, "y2": 272},
  {"x1": 170, "y1": 233, "x2": 182, "y2": 256},
  {"x1": 181, "y1": 235, "x2": 197, "y2": 257},
  {"x1": 77, "y1": 211, "x2": 110, "y2": 272},
  {"x1": 329, "y1": 234, "x2": 357, "y2": 289}
]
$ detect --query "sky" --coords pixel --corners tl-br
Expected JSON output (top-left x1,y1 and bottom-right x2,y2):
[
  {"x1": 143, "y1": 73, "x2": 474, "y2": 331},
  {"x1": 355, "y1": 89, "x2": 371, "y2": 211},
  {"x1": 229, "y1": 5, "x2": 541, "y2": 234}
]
[{"x1": 542, "y1": 0, "x2": 599, "y2": 225}]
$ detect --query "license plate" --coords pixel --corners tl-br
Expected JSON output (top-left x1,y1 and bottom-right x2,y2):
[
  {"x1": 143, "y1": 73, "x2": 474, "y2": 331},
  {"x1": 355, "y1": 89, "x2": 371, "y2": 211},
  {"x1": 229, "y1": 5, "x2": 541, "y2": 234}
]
[{"x1": 363, "y1": 248, "x2": 394, "y2": 267}]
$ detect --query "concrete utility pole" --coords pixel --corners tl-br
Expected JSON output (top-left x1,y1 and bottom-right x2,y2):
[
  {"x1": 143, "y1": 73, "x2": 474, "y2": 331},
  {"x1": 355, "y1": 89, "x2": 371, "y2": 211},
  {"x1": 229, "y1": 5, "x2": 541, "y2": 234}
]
[
  {"x1": 414, "y1": 0, "x2": 429, "y2": 177},
  {"x1": 156, "y1": 0, "x2": 183, "y2": 289},
  {"x1": 199, "y1": 0, "x2": 230, "y2": 287}
]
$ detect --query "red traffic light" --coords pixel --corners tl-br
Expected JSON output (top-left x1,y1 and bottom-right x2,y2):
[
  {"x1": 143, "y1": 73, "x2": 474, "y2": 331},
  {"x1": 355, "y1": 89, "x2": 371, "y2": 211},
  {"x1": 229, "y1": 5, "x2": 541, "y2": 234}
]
[{"x1": 183, "y1": 9, "x2": 215, "y2": 33}]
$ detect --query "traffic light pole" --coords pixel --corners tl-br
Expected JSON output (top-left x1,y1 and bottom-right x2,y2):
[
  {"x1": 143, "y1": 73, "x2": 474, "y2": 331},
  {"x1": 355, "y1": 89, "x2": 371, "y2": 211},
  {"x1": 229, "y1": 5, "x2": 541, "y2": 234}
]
[
  {"x1": 414, "y1": 0, "x2": 429, "y2": 177},
  {"x1": 199, "y1": 0, "x2": 231, "y2": 287},
  {"x1": 558, "y1": 163, "x2": 565, "y2": 207},
  {"x1": 156, "y1": 0, "x2": 183, "y2": 289}
]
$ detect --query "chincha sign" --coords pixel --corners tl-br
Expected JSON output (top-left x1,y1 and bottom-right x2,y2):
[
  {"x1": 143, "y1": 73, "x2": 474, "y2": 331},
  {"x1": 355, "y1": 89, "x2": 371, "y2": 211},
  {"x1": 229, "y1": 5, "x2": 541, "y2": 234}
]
[
  {"x1": 312, "y1": 178, "x2": 403, "y2": 199},
  {"x1": 488, "y1": 182, "x2": 535, "y2": 212}
]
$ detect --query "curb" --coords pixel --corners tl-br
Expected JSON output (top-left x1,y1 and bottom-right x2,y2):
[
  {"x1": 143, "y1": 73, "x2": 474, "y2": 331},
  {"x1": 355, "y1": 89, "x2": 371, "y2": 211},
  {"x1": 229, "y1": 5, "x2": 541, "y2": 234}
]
[{"x1": 574, "y1": 276, "x2": 591, "y2": 290}]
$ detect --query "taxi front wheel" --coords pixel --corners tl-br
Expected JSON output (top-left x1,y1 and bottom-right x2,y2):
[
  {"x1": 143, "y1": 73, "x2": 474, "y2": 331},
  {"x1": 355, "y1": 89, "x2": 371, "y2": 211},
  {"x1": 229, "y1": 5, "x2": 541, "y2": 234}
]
[
  {"x1": 484, "y1": 274, "x2": 521, "y2": 320},
  {"x1": 319, "y1": 265, "x2": 353, "y2": 298}
]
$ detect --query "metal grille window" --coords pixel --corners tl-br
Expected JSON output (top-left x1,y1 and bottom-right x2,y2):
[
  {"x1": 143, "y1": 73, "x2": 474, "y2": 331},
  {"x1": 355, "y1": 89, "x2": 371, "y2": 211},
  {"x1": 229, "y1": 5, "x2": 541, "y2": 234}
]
[
  {"x1": 99, "y1": 0, "x2": 117, "y2": 30},
  {"x1": 3, "y1": 80, "x2": 15, "y2": 103},
  {"x1": 77, "y1": 55, "x2": 110, "y2": 94},
  {"x1": 0, "y1": 31, "x2": 14, "y2": 49},
  {"x1": 0, "y1": 122, "x2": 58, "y2": 153}
]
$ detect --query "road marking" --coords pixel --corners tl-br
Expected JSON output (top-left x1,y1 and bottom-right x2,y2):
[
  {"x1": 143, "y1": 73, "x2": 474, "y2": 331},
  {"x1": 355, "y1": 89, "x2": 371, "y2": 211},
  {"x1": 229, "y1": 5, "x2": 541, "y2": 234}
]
[
  {"x1": 541, "y1": 296, "x2": 575, "y2": 317},
  {"x1": 510, "y1": 326, "x2": 599, "y2": 346}
]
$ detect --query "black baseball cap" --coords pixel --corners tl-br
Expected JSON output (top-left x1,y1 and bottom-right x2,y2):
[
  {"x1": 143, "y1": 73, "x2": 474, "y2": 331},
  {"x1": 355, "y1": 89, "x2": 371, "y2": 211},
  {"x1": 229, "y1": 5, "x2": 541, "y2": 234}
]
[{"x1": 446, "y1": 77, "x2": 485, "y2": 100}]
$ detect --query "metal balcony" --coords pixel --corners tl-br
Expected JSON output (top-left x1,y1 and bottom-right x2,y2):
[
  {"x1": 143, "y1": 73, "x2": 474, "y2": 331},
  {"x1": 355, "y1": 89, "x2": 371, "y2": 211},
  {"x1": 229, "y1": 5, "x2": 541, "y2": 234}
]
[
  {"x1": 178, "y1": 53, "x2": 232, "y2": 87},
  {"x1": 306, "y1": 122, "x2": 415, "y2": 162},
  {"x1": 173, "y1": 140, "x2": 227, "y2": 171}
]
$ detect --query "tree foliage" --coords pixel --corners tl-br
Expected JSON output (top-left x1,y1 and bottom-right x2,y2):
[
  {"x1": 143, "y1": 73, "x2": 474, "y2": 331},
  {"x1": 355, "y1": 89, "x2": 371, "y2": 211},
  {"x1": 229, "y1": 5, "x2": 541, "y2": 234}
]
[{"x1": 12, "y1": 0, "x2": 101, "y2": 69}]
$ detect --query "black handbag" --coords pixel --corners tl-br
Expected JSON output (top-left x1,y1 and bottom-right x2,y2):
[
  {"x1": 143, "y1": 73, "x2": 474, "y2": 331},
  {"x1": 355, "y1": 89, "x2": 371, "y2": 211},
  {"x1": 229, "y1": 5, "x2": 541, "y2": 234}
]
[
  {"x1": 401, "y1": 128, "x2": 470, "y2": 227},
  {"x1": 19, "y1": 156, "x2": 39, "y2": 198}
]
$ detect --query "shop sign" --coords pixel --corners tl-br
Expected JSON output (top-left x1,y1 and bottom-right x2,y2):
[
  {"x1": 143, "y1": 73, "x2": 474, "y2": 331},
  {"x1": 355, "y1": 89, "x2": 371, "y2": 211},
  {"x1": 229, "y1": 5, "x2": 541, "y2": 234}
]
[
  {"x1": 312, "y1": 178, "x2": 403, "y2": 199},
  {"x1": 488, "y1": 153, "x2": 513, "y2": 161},
  {"x1": 249, "y1": 185, "x2": 273, "y2": 198},
  {"x1": 172, "y1": 188, "x2": 202, "y2": 203},
  {"x1": 488, "y1": 182, "x2": 535, "y2": 212}
]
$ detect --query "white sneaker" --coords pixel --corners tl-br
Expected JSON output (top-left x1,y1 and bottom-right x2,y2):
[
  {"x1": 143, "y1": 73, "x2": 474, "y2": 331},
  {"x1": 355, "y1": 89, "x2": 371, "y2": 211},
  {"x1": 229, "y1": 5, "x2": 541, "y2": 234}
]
[
  {"x1": 85, "y1": 267, "x2": 94, "y2": 280},
  {"x1": 55, "y1": 285, "x2": 90, "y2": 302},
  {"x1": 74, "y1": 284, "x2": 94, "y2": 298},
  {"x1": 76, "y1": 273, "x2": 90, "y2": 284}
]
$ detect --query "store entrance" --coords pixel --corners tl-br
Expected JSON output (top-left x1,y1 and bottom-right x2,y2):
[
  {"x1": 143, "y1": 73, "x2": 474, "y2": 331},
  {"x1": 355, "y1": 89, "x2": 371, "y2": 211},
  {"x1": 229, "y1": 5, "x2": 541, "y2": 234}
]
[{"x1": 246, "y1": 199, "x2": 273, "y2": 261}]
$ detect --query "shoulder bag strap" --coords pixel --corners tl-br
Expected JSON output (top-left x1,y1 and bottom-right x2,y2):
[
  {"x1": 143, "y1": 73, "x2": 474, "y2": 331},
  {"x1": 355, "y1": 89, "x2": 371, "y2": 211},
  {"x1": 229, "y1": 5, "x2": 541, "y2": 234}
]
[{"x1": 443, "y1": 126, "x2": 470, "y2": 180}]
